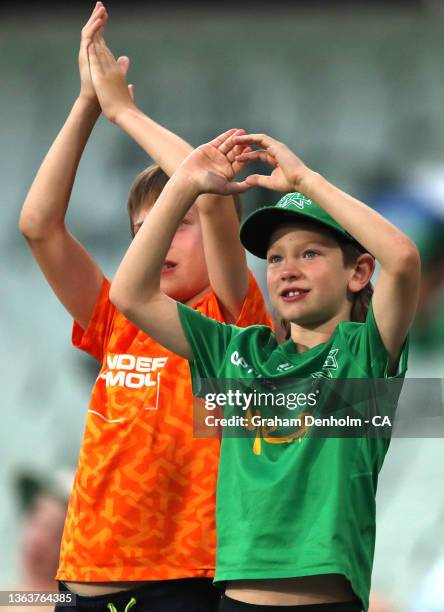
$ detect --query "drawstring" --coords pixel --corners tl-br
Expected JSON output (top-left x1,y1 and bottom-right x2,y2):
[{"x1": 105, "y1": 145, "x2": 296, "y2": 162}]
[
  {"x1": 125, "y1": 599, "x2": 137, "y2": 612},
  {"x1": 106, "y1": 597, "x2": 136, "y2": 612}
]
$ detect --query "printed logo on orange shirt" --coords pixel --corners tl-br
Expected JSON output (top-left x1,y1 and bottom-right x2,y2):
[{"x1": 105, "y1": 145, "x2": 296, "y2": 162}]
[{"x1": 90, "y1": 354, "x2": 169, "y2": 422}]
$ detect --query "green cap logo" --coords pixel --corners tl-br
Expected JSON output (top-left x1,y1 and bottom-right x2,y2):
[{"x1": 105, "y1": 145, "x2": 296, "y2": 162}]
[
  {"x1": 276, "y1": 192, "x2": 313, "y2": 211},
  {"x1": 240, "y1": 191, "x2": 367, "y2": 259}
]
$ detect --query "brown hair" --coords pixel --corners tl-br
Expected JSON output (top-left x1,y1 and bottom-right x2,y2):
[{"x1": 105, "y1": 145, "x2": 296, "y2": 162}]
[
  {"x1": 341, "y1": 241, "x2": 374, "y2": 323},
  {"x1": 127, "y1": 164, "x2": 169, "y2": 237},
  {"x1": 280, "y1": 238, "x2": 374, "y2": 340},
  {"x1": 127, "y1": 163, "x2": 242, "y2": 237}
]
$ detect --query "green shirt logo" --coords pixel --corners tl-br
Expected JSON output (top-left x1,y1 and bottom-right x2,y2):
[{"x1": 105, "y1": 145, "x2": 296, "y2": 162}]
[{"x1": 311, "y1": 349, "x2": 339, "y2": 379}]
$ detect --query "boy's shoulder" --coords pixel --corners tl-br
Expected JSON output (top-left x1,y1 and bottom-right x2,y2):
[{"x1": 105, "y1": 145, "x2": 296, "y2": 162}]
[
  {"x1": 192, "y1": 269, "x2": 272, "y2": 328},
  {"x1": 217, "y1": 318, "x2": 279, "y2": 359}
]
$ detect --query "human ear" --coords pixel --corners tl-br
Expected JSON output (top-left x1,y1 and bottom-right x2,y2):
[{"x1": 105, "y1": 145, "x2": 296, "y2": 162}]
[{"x1": 348, "y1": 253, "x2": 375, "y2": 293}]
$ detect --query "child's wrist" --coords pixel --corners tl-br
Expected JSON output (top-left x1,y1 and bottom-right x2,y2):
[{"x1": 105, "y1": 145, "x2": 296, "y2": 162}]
[
  {"x1": 169, "y1": 169, "x2": 202, "y2": 200},
  {"x1": 114, "y1": 104, "x2": 140, "y2": 128},
  {"x1": 297, "y1": 169, "x2": 323, "y2": 197},
  {"x1": 75, "y1": 94, "x2": 101, "y2": 116}
]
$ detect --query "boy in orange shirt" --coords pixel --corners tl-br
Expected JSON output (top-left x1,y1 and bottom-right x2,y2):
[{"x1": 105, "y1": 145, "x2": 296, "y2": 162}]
[{"x1": 19, "y1": 3, "x2": 271, "y2": 611}]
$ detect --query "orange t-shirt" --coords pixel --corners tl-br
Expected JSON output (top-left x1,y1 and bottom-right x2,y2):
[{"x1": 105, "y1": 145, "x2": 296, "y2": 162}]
[{"x1": 57, "y1": 272, "x2": 271, "y2": 582}]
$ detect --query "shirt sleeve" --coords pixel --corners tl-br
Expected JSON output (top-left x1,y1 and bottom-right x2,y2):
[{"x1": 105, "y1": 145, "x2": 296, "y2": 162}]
[
  {"x1": 72, "y1": 277, "x2": 116, "y2": 363},
  {"x1": 177, "y1": 301, "x2": 236, "y2": 388},
  {"x1": 344, "y1": 301, "x2": 409, "y2": 378},
  {"x1": 236, "y1": 270, "x2": 272, "y2": 328},
  {"x1": 194, "y1": 269, "x2": 272, "y2": 328}
]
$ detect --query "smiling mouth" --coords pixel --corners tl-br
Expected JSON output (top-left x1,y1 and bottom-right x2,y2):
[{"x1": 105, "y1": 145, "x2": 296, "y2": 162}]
[{"x1": 280, "y1": 289, "x2": 309, "y2": 301}]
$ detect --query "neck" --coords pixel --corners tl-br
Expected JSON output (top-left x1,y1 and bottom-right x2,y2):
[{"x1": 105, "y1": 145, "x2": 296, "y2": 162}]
[{"x1": 289, "y1": 309, "x2": 351, "y2": 352}]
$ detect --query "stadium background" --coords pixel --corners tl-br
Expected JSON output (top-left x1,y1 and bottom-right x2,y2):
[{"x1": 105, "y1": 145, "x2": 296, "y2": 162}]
[{"x1": 1, "y1": 1, "x2": 444, "y2": 610}]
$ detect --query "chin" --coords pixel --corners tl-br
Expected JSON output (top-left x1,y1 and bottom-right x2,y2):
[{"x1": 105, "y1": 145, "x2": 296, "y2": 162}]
[
  {"x1": 163, "y1": 289, "x2": 187, "y2": 302},
  {"x1": 162, "y1": 286, "x2": 194, "y2": 303},
  {"x1": 160, "y1": 279, "x2": 183, "y2": 297},
  {"x1": 278, "y1": 304, "x2": 309, "y2": 322},
  {"x1": 283, "y1": 308, "x2": 324, "y2": 327}
]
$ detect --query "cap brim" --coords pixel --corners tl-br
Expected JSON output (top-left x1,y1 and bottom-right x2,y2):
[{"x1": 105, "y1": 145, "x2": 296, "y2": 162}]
[
  {"x1": 240, "y1": 208, "x2": 300, "y2": 259},
  {"x1": 240, "y1": 206, "x2": 366, "y2": 259}
]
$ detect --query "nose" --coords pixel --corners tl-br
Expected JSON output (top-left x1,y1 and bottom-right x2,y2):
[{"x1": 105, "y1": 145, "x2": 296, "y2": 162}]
[{"x1": 280, "y1": 264, "x2": 303, "y2": 282}]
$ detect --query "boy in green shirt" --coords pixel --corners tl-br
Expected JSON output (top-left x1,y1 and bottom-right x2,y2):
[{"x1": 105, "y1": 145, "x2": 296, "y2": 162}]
[{"x1": 99, "y1": 40, "x2": 420, "y2": 610}]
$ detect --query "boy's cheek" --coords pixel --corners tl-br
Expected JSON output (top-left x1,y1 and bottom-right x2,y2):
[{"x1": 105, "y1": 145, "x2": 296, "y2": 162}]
[{"x1": 172, "y1": 228, "x2": 204, "y2": 257}]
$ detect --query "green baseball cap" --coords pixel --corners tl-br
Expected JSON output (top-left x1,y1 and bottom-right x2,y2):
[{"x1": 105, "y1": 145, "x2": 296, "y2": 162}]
[{"x1": 240, "y1": 192, "x2": 365, "y2": 259}]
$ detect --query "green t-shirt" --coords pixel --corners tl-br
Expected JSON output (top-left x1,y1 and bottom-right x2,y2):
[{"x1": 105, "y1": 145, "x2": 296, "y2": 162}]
[{"x1": 177, "y1": 302, "x2": 408, "y2": 612}]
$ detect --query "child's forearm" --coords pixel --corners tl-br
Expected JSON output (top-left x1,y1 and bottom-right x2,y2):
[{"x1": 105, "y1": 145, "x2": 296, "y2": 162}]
[
  {"x1": 114, "y1": 106, "x2": 249, "y2": 317},
  {"x1": 20, "y1": 97, "x2": 100, "y2": 240},
  {"x1": 115, "y1": 107, "x2": 239, "y2": 212},
  {"x1": 300, "y1": 171, "x2": 419, "y2": 273},
  {"x1": 110, "y1": 171, "x2": 199, "y2": 309},
  {"x1": 197, "y1": 199, "x2": 248, "y2": 320},
  {"x1": 115, "y1": 107, "x2": 192, "y2": 177},
  {"x1": 88, "y1": 34, "x2": 249, "y2": 311}
]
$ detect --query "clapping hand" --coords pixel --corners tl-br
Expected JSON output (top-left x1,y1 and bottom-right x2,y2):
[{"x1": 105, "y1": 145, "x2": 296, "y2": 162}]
[{"x1": 86, "y1": 4, "x2": 135, "y2": 122}]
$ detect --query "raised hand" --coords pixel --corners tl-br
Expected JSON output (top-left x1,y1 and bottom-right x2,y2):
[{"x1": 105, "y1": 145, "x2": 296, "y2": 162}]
[
  {"x1": 87, "y1": 16, "x2": 135, "y2": 122},
  {"x1": 79, "y1": 2, "x2": 108, "y2": 104},
  {"x1": 232, "y1": 133, "x2": 313, "y2": 193},
  {"x1": 177, "y1": 129, "x2": 253, "y2": 196}
]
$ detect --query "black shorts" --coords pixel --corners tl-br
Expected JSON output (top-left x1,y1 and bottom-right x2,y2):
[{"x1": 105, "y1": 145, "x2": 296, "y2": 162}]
[
  {"x1": 56, "y1": 578, "x2": 221, "y2": 612},
  {"x1": 219, "y1": 595, "x2": 363, "y2": 612}
]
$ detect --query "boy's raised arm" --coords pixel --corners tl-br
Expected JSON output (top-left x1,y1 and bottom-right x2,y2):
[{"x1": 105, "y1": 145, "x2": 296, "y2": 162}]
[
  {"x1": 195, "y1": 193, "x2": 248, "y2": 323},
  {"x1": 19, "y1": 3, "x2": 129, "y2": 330},
  {"x1": 108, "y1": 130, "x2": 250, "y2": 359},
  {"x1": 234, "y1": 133, "x2": 421, "y2": 368},
  {"x1": 88, "y1": 28, "x2": 249, "y2": 322}
]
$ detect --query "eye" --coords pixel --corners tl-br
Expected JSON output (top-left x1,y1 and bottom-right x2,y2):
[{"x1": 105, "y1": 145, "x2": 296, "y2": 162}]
[
  {"x1": 267, "y1": 253, "x2": 282, "y2": 264},
  {"x1": 303, "y1": 250, "x2": 320, "y2": 259}
]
